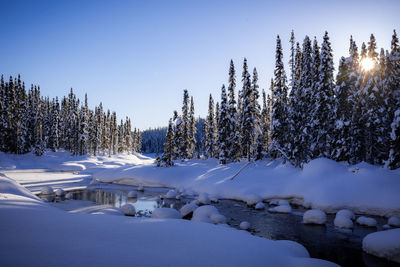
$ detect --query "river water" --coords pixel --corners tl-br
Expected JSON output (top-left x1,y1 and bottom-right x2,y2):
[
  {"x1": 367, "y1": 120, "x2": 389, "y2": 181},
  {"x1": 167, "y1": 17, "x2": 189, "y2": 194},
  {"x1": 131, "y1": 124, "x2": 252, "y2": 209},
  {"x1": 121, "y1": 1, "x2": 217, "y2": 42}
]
[{"x1": 42, "y1": 186, "x2": 400, "y2": 267}]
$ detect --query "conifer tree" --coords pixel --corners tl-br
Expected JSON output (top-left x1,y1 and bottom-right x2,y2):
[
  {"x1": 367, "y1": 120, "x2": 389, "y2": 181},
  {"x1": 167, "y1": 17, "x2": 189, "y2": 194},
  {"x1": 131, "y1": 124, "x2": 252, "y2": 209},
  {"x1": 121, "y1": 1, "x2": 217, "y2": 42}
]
[
  {"x1": 162, "y1": 119, "x2": 175, "y2": 166},
  {"x1": 188, "y1": 96, "x2": 196, "y2": 158},
  {"x1": 218, "y1": 85, "x2": 229, "y2": 164},
  {"x1": 203, "y1": 94, "x2": 216, "y2": 158}
]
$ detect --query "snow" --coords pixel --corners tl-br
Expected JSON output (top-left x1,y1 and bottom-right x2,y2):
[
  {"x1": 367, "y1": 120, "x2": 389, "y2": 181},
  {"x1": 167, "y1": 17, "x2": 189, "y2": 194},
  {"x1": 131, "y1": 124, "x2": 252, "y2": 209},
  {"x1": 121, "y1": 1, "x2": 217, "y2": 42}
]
[
  {"x1": 0, "y1": 153, "x2": 343, "y2": 267},
  {"x1": 2, "y1": 152, "x2": 400, "y2": 217},
  {"x1": 41, "y1": 186, "x2": 54, "y2": 195},
  {"x1": 240, "y1": 221, "x2": 251, "y2": 230},
  {"x1": 210, "y1": 213, "x2": 227, "y2": 224},
  {"x1": 137, "y1": 184, "x2": 144, "y2": 191},
  {"x1": 255, "y1": 202, "x2": 265, "y2": 210},
  {"x1": 303, "y1": 209, "x2": 327, "y2": 225},
  {"x1": 356, "y1": 216, "x2": 377, "y2": 227},
  {"x1": 388, "y1": 216, "x2": 400, "y2": 228},
  {"x1": 363, "y1": 229, "x2": 400, "y2": 263},
  {"x1": 191, "y1": 205, "x2": 226, "y2": 224},
  {"x1": 151, "y1": 208, "x2": 181, "y2": 219},
  {"x1": 334, "y1": 215, "x2": 354, "y2": 229},
  {"x1": 127, "y1": 190, "x2": 137, "y2": 198},
  {"x1": 269, "y1": 205, "x2": 292, "y2": 213},
  {"x1": 165, "y1": 189, "x2": 178, "y2": 199},
  {"x1": 65, "y1": 192, "x2": 73, "y2": 199},
  {"x1": 121, "y1": 204, "x2": 136, "y2": 216},
  {"x1": 180, "y1": 203, "x2": 198, "y2": 218},
  {"x1": 270, "y1": 199, "x2": 290, "y2": 206},
  {"x1": 336, "y1": 209, "x2": 355, "y2": 220}
]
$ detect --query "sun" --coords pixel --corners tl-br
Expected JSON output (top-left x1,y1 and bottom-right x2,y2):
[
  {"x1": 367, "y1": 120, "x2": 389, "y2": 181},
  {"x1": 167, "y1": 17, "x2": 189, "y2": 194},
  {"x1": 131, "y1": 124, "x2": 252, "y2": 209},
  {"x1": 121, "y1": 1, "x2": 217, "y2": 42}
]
[{"x1": 361, "y1": 57, "x2": 375, "y2": 72}]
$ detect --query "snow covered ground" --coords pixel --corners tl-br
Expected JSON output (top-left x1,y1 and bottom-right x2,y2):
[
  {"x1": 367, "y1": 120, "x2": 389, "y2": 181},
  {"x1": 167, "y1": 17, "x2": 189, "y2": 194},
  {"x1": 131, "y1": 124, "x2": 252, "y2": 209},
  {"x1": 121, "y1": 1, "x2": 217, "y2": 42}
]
[
  {"x1": 1, "y1": 151, "x2": 399, "y2": 217},
  {"x1": 0, "y1": 169, "x2": 338, "y2": 266}
]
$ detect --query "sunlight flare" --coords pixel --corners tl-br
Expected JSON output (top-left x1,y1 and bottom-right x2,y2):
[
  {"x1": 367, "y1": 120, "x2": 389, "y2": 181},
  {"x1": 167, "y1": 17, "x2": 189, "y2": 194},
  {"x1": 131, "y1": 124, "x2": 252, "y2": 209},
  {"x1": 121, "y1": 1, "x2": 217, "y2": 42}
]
[{"x1": 361, "y1": 57, "x2": 375, "y2": 72}]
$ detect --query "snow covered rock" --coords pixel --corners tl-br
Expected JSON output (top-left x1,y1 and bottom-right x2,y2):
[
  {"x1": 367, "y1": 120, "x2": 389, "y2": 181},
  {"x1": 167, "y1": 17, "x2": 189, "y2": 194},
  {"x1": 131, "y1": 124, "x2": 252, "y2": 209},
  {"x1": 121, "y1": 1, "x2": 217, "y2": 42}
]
[
  {"x1": 192, "y1": 205, "x2": 223, "y2": 224},
  {"x1": 210, "y1": 196, "x2": 219, "y2": 203},
  {"x1": 303, "y1": 209, "x2": 327, "y2": 225},
  {"x1": 255, "y1": 202, "x2": 265, "y2": 210},
  {"x1": 175, "y1": 195, "x2": 181, "y2": 200},
  {"x1": 210, "y1": 213, "x2": 227, "y2": 224},
  {"x1": 127, "y1": 191, "x2": 137, "y2": 198},
  {"x1": 121, "y1": 204, "x2": 136, "y2": 216},
  {"x1": 388, "y1": 217, "x2": 400, "y2": 228},
  {"x1": 269, "y1": 199, "x2": 289, "y2": 206},
  {"x1": 65, "y1": 192, "x2": 73, "y2": 199},
  {"x1": 383, "y1": 224, "x2": 391, "y2": 230},
  {"x1": 334, "y1": 215, "x2": 354, "y2": 229},
  {"x1": 151, "y1": 208, "x2": 181, "y2": 219},
  {"x1": 268, "y1": 205, "x2": 292, "y2": 214},
  {"x1": 190, "y1": 199, "x2": 200, "y2": 205},
  {"x1": 166, "y1": 189, "x2": 178, "y2": 199},
  {"x1": 40, "y1": 186, "x2": 54, "y2": 195},
  {"x1": 363, "y1": 228, "x2": 400, "y2": 263},
  {"x1": 336, "y1": 209, "x2": 355, "y2": 220},
  {"x1": 239, "y1": 221, "x2": 250, "y2": 230},
  {"x1": 54, "y1": 188, "x2": 65, "y2": 196},
  {"x1": 356, "y1": 216, "x2": 377, "y2": 227},
  {"x1": 137, "y1": 185, "x2": 144, "y2": 192},
  {"x1": 198, "y1": 193, "x2": 211, "y2": 205},
  {"x1": 246, "y1": 194, "x2": 262, "y2": 206},
  {"x1": 180, "y1": 204, "x2": 198, "y2": 219}
]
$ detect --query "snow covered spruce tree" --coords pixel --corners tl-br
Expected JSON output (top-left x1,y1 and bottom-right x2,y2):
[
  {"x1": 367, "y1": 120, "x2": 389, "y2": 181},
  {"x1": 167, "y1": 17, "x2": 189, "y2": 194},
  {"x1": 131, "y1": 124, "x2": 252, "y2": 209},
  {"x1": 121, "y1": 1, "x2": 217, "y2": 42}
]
[
  {"x1": 218, "y1": 85, "x2": 229, "y2": 164},
  {"x1": 203, "y1": 94, "x2": 217, "y2": 158},
  {"x1": 161, "y1": 119, "x2": 175, "y2": 166},
  {"x1": 188, "y1": 96, "x2": 197, "y2": 159},
  {"x1": 269, "y1": 36, "x2": 290, "y2": 161},
  {"x1": 310, "y1": 32, "x2": 336, "y2": 159}
]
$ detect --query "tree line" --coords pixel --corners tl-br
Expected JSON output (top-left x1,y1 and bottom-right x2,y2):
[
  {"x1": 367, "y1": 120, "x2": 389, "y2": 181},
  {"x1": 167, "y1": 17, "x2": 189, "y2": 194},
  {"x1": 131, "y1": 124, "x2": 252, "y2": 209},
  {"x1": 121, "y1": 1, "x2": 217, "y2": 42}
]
[
  {"x1": 160, "y1": 30, "x2": 400, "y2": 169},
  {"x1": 0, "y1": 77, "x2": 142, "y2": 156}
]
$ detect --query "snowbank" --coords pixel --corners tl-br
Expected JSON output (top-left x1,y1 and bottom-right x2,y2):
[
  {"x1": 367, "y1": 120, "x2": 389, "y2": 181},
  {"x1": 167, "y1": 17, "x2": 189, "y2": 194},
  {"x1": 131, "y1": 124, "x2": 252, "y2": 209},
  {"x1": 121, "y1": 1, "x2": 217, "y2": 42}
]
[
  {"x1": 363, "y1": 229, "x2": 400, "y2": 263},
  {"x1": 151, "y1": 208, "x2": 181, "y2": 219}
]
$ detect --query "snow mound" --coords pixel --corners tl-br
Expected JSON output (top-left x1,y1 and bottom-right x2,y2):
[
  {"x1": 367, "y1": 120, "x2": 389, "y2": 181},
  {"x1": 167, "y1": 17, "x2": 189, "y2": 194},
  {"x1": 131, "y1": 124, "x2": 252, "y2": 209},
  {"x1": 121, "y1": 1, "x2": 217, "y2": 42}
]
[
  {"x1": 166, "y1": 189, "x2": 178, "y2": 199},
  {"x1": 192, "y1": 205, "x2": 223, "y2": 224},
  {"x1": 151, "y1": 208, "x2": 181, "y2": 219},
  {"x1": 363, "y1": 228, "x2": 400, "y2": 263},
  {"x1": 240, "y1": 221, "x2": 250, "y2": 230},
  {"x1": 336, "y1": 209, "x2": 355, "y2": 220},
  {"x1": 40, "y1": 186, "x2": 54, "y2": 195},
  {"x1": 190, "y1": 199, "x2": 200, "y2": 205},
  {"x1": 175, "y1": 195, "x2": 181, "y2": 200},
  {"x1": 246, "y1": 194, "x2": 262, "y2": 206},
  {"x1": 356, "y1": 216, "x2": 377, "y2": 227},
  {"x1": 65, "y1": 192, "x2": 73, "y2": 199},
  {"x1": 269, "y1": 199, "x2": 289, "y2": 206},
  {"x1": 137, "y1": 185, "x2": 144, "y2": 191},
  {"x1": 54, "y1": 188, "x2": 65, "y2": 196},
  {"x1": 198, "y1": 192, "x2": 211, "y2": 205},
  {"x1": 121, "y1": 204, "x2": 136, "y2": 216},
  {"x1": 269, "y1": 205, "x2": 292, "y2": 213},
  {"x1": 180, "y1": 203, "x2": 198, "y2": 218},
  {"x1": 210, "y1": 196, "x2": 219, "y2": 203},
  {"x1": 303, "y1": 209, "x2": 327, "y2": 225},
  {"x1": 210, "y1": 213, "x2": 227, "y2": 224},
  {"x1": 388, "y1": 217, "x2": 400, "y2": 228},
  {"x1": 127, "y1": 191, "x2": 137, "y2": 198},
  {"x1": 334, "y1": 215, "x2": 353, "y2": 229},
  {"x1": 255, "y1": 202, "x2": 265, "y2": 210}
]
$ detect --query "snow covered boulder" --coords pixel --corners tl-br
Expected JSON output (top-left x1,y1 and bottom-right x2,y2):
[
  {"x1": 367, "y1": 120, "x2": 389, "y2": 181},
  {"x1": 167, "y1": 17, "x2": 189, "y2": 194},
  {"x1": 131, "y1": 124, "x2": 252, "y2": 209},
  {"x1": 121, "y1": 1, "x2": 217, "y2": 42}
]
[
  {"x1": 175, "y1": 195, "x2": 181, "y2": 200},
  {"x1": 246, "y1": 194, "x2": 262, "y2": 206},
  {"x1": 121, "y1": 204, "x2": 136, "y2": 216},
  {"x1": 255, "y1": 202, "x2": 265, "y2": 210},
  {"x1": 151, "y1": 208, "x2": 181, "y2": 219},
  {"x1": 198, "y1": 193, "x2": 211, "y2": 205},
  {"x1": 137, "y1": 185, "x2": 144, "y2": 192},
  {"x1": 192, "y1": 205, "x2": 224, "y2": 224},
  {"x1": 336, "y1": 209, "x2": 355, "y2": 220},
  {"x1": 166, "y1": 189, "x2": 178, "y2": 199},
  {"x1": 127, "y1": 191, "x2": 137, "y2": 198},
  {"x1": 356, "y1": 216, "x2": 377, "y2": 227},
  {"x1": 334, "y1": 215, "x2": 354, "y2": 229},
  {"x1": 388, "y1": 217, "x2": 400, "y2": 228},
  {"x1": 190, "y1": 199, "x2": 200, "y2": 205},
  {"x1": 54, "y1": 188, "x2": 65, "y2": 197},
  {"x1": 40, "y1": 186, "x2": 54, "y2": 195},
  {"x1": 363, "y1": 228, "x2": 400, "y2": 263},
  {"x1": 268, "y1": 205, "x2": 292, "y2": 214},
  {"x1": 180, "y1": 203, "x2": 198, "y2": 219},
  {"x1": 210, "y1": 196, "x2": 219, "y2": 203},
  {"x1": 239, "y1": 221, "x2": 250, "y2": 230},
  {"x1": 269, "y1": 199, "x2": 289, "y2": 206},
  {"x1": 303, "y1": 209, "x2": 327, "y2": 225},
  {"x1": 65, "y1": 192, "x2": 73, "y2": 199}
]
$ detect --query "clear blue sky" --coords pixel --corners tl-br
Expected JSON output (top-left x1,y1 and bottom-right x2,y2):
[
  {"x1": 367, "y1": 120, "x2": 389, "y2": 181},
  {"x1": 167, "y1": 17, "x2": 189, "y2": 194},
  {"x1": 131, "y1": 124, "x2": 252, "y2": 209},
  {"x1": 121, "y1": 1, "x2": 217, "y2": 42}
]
[{"x1": 1, "y1": 0, "x2": 399, "y2": 129}]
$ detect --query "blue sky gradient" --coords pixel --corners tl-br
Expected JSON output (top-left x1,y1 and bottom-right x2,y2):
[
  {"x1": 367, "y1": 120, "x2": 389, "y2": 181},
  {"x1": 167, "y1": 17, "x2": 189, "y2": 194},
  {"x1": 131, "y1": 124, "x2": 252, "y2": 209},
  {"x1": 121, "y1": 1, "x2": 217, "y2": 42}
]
[{"x1": 1, "y1": 0, "x2": 399, "y2": 129}]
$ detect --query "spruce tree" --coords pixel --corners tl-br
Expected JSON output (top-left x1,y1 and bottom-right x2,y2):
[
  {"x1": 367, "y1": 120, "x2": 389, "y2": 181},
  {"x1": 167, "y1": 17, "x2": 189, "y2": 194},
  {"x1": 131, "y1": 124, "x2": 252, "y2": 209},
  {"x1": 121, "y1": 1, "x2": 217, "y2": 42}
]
[
  {"x1": 218, "y1": 85, "x2": 229, "y2": 164},
  {"x1": 203, "y1": 94, "x2": 216, "y2": 158},
  {"x1": 162, "y1": 119, "x2": 175, "y2": 166}
]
